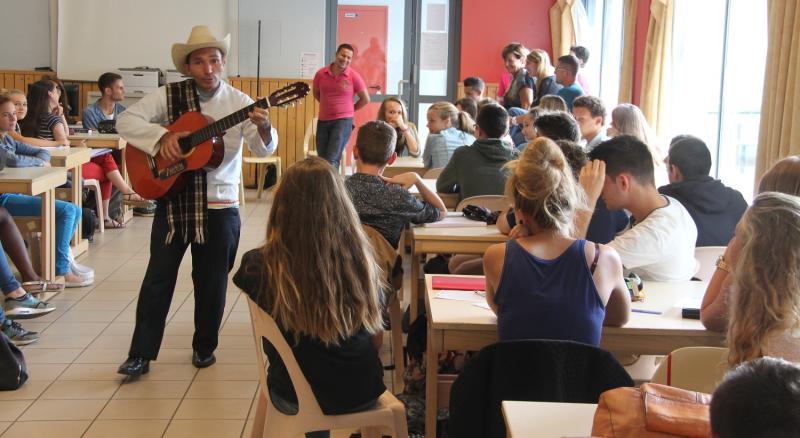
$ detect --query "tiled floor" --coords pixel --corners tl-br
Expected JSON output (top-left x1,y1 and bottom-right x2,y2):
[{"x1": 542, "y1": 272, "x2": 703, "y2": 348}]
[{"x1": 0, "y1": 189, "x2": 402, "y2": 438}]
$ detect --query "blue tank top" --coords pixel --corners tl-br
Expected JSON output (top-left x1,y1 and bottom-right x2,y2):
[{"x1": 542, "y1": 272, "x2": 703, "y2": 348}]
[{"x1": 494, "y1": 239, "x2": 605, "y2": 345}]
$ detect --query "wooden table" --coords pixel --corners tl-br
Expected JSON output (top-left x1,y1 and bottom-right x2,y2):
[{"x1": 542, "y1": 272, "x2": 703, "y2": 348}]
[
  {"x1": 383, "y1": 156, "x2": 426, "y2": 178},
  {"x1": 49, "y1": 147, "x2": 92, "y2": 256},
  {"x1": 423, "y1": 275, "x2": 725, "y2": 438},
  {"x1": 68, "y1": 133, "x2": 134, "y2": 223},
  {"x1": 502, "y1": 401, "x2": 597, "y2": 438},
  {"x1": 409, "y1": 221, "x2": 507, "y2": 322},
  {"x1": 408, "y1": 178, "x2": 459, "y2": 210},
  {"x1": 0, "y1": 167, "x2": 67, "y2": 280}
]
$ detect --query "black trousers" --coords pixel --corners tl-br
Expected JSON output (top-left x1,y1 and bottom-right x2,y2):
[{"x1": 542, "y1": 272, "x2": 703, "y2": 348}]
[{"x1": 128, "y1": 203, "x2": 241, "y2": 360}]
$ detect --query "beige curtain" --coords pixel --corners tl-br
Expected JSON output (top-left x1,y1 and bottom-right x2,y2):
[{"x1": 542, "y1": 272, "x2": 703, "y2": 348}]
[
  {"x1": 639, "y1": 0, "x2": 673, "y2": 136},
  {"x1": 550, "y1": 0, "x2": 578, "y2": 59},
  {"x1": 755, "y1": 0, "x2": 800, "y2": 182},
  {"x1": 618, "y1": 0, "x2": 638, "y2": 103}
]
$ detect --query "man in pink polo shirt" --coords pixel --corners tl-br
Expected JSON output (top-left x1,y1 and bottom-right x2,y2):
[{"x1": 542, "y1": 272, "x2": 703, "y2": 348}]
[{"x1": 313, "y1": 43, "x2": 370, "y2": 168}]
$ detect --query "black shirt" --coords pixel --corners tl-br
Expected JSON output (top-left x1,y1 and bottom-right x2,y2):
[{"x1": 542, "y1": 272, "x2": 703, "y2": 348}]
[{"x1": 232, "y1": 249, "x2": 385, "y2": 414}]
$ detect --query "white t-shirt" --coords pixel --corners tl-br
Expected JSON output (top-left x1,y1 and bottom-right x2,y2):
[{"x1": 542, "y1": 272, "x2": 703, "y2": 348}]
[{"x1": 607, "y1": 196, "x2": 698, "y2": 282}]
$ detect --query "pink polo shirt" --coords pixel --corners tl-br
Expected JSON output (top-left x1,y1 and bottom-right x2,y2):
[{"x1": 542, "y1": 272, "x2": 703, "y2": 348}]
[{"x1": 313, "y1": 65, "x2": 366, "y2": 121}]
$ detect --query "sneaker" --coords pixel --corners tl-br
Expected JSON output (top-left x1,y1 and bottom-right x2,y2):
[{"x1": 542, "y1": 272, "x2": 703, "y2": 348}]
[
  {"x1": 4, "y1": 293, "x2": 56, "y2": 319},
  {"x1": 67, "y1": 251, "x2": 94, "y2": 278},
  {"x1": 64, "y1": 272, "x2": 94, "y2": 288},
  {"x1": 133, "y1": 206, "x2": 155, "y2": 217},
  {"x1": 1, "y1": 319, "x2": 39, "y2": 346}
]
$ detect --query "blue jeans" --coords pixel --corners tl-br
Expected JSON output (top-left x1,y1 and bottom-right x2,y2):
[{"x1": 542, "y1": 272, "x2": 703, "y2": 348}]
[
  {"x1": 316, "y1": 118, "x2": 353, "y2": 169},
  {"x1": 508, "y1": 107, "x2": 528, "y2": 147},
  {"x1": 0, "y1": 239, "x2": 21, "y2": 296},
  {"x1": 0, "y1": 194, "x2": 81, "y2": 276}
]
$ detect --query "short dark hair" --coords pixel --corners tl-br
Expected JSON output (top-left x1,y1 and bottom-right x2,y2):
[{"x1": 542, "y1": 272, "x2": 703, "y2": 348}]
[
  {"x1": 667, "y1": 135, "x2": 712, "y2": 178},
  {"x1": 476, "y1": 104, "x2": 509, "y2": 139},
  {"x1": 355, "y1": 120, "x2": 396, "y2": 166},
  {"x1": 711, "y1": 357, "x2": 800, "y2": 438},
  {"x1": 589, "y1": 135, "x2": 655, "y2": 186},
  {"x1": 97, "y1": 72, "x2": 122, "y2": 93},
  {"x1": 556, "y1": 55, "x2": 580, "y2": 75},
  {"x1": 570, "y1": 45, "x2": 590, "y2": 64},
  {"x1": 455, "y1": 97, "x2": 477, "y2": 120},
  {"x1": 572, "y1": 95, "x2": 606, "y2": 122},
  {"x1": 533, "y1": 111, "x2": 580, "y2": 142},
  {"x1": 463, "y1": 76, "x2": 485, "y2": 92},
  {"x1": 555, "y1": 139, "x2": 588, "y2": 179},
  {"x1": 336, "y1": 43, "x2": 354, "y2": 54}
]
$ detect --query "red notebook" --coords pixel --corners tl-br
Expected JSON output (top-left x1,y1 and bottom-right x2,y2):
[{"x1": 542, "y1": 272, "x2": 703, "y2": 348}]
[{"x1": 431, "y1": 276, "x2": 486, "y2": 291}]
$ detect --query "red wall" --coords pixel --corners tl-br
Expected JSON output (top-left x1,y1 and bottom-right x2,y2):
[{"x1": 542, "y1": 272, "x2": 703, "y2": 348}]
[{"x1": 459, "y1": 0, "x2": 554, "y2": 84}]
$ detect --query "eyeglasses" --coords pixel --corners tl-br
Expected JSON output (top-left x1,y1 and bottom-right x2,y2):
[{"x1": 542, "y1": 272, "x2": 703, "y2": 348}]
[{"x1": 1, "y1": 112, "x2": 16, "y2": 119}]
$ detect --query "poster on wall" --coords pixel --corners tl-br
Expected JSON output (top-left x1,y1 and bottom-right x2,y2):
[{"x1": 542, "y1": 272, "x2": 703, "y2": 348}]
[
  {"x1": 420, "y1": 32, "x2": 447, "y2": 70},
  {"x1": 300, "y1": 52, "x2": 320, "y2": 78}
]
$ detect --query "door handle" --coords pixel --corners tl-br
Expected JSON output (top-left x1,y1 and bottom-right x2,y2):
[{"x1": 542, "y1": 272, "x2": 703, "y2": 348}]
[{"x1": 397, "y1": 79, "x2": 410, "y2": 97}]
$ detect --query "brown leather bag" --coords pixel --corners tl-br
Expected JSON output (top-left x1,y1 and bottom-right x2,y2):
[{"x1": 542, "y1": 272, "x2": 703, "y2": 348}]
[{"x1": 591, "y1": 383, "x2": 712, "y2": 438}]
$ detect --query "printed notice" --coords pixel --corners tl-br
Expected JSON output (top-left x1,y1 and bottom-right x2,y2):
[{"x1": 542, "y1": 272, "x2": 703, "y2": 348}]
[
  {"x1": 300, "y1": 52, "x2": 320, "y2": 78},
  {"x1": 420, "y1": 32, "x2": 447, "y2": 70}
]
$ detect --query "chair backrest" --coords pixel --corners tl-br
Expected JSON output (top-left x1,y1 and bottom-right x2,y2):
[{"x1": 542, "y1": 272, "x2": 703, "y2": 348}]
[
  {"x1": 362, "y1": 225, "x2": 402, "y2": 292},
  {"x1": 455, "y1": 195, "x2": 510, "y2": 213},
  {"x1": 246, "y1": 298, "x2": 326, "y2": 417},
  {"x1": 693, "y1": 246, "x2": 726, "y2": 281},
  {"x1": 302, "y1": 117, "x2": 319, "y2": 156},
  {"x1": 422, "y1": 167, "x2": 444, "y2": 179},
  {"x1": 448, "y1": 339, "x2": 634, "y2": 438},
  {"x1": 650, "y1": 346, "x2": 729, "y2": 394}
]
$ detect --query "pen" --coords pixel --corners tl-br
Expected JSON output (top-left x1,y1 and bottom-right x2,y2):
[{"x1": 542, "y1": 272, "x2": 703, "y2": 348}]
[
  {"x1": 631, "y1": 308, "x2": 662, "y2": 315},
  {"x1": 473, "y1": 290, "x2": 486, "y2": 297}
]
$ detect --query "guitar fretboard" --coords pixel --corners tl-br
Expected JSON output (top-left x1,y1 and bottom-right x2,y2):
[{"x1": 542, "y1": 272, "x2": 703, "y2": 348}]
[{"x1": 185, "y1": 99, "x2": 269, "y2": 150}]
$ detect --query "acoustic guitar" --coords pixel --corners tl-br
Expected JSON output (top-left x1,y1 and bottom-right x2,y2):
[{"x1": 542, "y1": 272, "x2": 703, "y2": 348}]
[{"x1": 126, "y1": 81, "x2": 309, "y2": 199}]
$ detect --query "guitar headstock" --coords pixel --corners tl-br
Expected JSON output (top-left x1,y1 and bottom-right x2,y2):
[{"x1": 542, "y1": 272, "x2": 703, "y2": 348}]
[{"x1": 257, "y1": 82, "x2": 310, "y2": 109}]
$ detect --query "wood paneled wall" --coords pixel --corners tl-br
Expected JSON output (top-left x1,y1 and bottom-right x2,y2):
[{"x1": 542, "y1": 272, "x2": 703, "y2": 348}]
[{"x1": 455, "y1": 82, "x2": 500, "y2": 100}]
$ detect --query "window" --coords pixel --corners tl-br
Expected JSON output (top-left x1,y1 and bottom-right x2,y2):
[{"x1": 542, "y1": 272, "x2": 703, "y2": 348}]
[
  {"x1": 666, "y1": 0, "x2": 768, "y2": 200},
  {"x1": 579, "y1": 0, "x2": 625, "y2": 109}
]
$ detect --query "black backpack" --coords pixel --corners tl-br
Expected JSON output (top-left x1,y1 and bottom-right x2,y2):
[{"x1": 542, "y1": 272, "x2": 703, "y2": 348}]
[
  {"x1": 81, "y1": 207, "x2": 97, "y2": 241},
  {"x1": 0, "y1": 332, "x2": 28, "y2": 390}
]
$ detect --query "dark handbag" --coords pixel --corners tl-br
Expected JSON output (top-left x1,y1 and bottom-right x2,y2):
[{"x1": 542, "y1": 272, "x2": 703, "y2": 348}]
[
  {"x1": 462, "y1": 205, "x2": 499, "y2": 224},
  {"x1": 97, "y1": 119, "x2": 117, "y2": 134},
  {"x1": 0, "y1": 332, "x2": 29, "y2": 390}
]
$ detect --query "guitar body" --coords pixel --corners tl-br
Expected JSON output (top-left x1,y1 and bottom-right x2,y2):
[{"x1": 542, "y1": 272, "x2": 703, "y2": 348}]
[{"x1": 126, "y1": 112, "x2": 225, "y2": 200}]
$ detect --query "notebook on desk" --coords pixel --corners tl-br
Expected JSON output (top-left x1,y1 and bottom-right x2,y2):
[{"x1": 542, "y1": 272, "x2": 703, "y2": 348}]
[
  {"x1": 432, "y1": 275, "x2": 486, "y2": 291},
  {"x1": 422, "y1": 215, "x2": 487, "y2": 228}
]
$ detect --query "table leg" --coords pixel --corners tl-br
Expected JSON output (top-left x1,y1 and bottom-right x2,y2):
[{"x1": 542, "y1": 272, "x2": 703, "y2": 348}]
[
  {"x1": 119, "y1": 145, "x2": 132, "y2": 222},
  {"x1": 40, "y1": 189, "x2": 56, "y2": 280},
  {"x1": 425, "y1": 326, "x2": 440, "y2": 438},
  {"x1": 410, "y1": 251, "x2": 420, "y2": 324}
]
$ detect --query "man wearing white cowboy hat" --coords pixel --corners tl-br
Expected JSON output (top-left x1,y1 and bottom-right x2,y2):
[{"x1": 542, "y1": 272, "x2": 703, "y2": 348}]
[{"x1": 117, "y1": 25, "x2": 278, "y2": 377}]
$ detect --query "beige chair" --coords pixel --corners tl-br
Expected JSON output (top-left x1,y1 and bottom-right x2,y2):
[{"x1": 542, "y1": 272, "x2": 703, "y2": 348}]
[
  {"x1": 650, "y1": 346, "x2": 729, "y2": 394},
  {"x1": 246, "y1": 298, "x2": 409, "y2": 438},
  {"x1": 242, "y1": 155, "x2": 282, "y2": 200},
  {"x1": 455, "y1": 195, "x2": 510, "y2": 212},
  {"x1": 303, "y1": 117, "x2": 346, "y2": 176},
  {"x1": 694, "y1": 246, "x2": 726, "y2": 281},
  {"x1": 422, "y1": 167, "x2": 443, "y2": 179},
  {"x1": 83, "y1": 179, "x2": 104, "y2": 233}
]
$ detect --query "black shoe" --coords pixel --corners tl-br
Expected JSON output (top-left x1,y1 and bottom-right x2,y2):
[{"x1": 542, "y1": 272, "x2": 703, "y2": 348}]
[
  {"x1": 118, "y1": 357, "x2": 150, "y2": 376},
  {"x1": 192, "y1": 351, "x2": 216, "y2": 368}
]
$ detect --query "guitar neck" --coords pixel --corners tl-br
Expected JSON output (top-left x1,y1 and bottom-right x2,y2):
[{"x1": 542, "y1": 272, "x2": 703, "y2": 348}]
[{"x1": 187, "y1": 99, "x2": 269, "y2": 148}]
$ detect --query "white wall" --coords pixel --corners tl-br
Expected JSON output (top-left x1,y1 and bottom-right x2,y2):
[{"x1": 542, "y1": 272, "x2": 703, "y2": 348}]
[{"x1": 0, "y1": 0, "x2": 52, "y2": 70}]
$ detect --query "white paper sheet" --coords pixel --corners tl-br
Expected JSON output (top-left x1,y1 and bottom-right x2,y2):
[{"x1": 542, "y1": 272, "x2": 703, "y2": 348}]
[{"x1": 435, "y1": 290, "x2": 486, "y2": 302}]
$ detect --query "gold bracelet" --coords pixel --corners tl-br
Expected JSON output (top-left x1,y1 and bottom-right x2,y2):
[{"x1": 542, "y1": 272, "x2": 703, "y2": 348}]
[{"x1": 716, "y1": 255, "x2": 732, "y2": 273}]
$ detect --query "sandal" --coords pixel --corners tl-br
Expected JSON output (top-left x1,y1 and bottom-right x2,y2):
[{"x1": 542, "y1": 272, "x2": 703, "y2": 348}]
[
  {"x1": 104, "y1": 218, "x2": 126, "y2": 229},
  {"x1": 122, "y1": 193, "x2": 156, "y2": 209},
  {"x1": 21, "y1": 280, "x2": 65, "y2": 293}
]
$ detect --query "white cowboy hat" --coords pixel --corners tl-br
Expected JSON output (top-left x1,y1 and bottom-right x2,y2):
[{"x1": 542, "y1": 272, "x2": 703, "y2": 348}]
[{"x1": 171, "y1": 25, "x2": 231, "y2": 75}]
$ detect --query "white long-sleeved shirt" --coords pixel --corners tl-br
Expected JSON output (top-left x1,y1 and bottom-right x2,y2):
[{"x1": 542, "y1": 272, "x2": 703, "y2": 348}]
[{"x1": 117, "y1": 82, "x2": 277, "y2": 206}]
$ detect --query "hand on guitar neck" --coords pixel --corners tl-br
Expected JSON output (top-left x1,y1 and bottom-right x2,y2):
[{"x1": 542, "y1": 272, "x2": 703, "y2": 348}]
[{"x1": 158, "y1": 131, "x2": 192, "y2": 162}]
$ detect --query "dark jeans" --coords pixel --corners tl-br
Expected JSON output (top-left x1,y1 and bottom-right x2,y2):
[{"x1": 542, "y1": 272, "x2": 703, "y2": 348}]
[
  {"x1": 128, "y1": 203, "x2": 241, "y2": 359},
  {"x1": 508, "y1": 107, "x2": 528, "y2": 147},
  {"x1": 315, "y1": 118, "x2": 353, "y2": 169},
  {"x1": 269, "y1": 387, "x2": 378, "y2": 438}
]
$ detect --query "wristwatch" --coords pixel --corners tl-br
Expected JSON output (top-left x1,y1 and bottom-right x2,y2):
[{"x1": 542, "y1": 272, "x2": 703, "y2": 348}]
[{"x1": 715, "y1": 255, "x2": 732, "y2": 273}]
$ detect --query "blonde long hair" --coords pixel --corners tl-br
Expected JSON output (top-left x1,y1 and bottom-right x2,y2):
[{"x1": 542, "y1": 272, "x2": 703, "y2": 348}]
[
  {"x1": 504, "y1": 137, "x2": 589, "y2": 236},
  {"x1": 260, "y1": 156, "x2": 384, "y2": 345},
  {"x1": 429, "y1": 101, "x2": 475, "y2": 135},
  {"x1": 728, "y1": 192, "x2": 800, "y2": 366}
]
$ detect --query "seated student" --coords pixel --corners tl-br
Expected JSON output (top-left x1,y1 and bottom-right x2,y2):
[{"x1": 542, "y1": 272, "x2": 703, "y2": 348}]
[
  {"x1": 377, "y1": 97, "x2": 419, "y2": 157},
  {"x1": 513, "y1": 107, "x2": 547, "y2": 151},
  {"x1": 455, "y1": 97, "x2": 477, "y2": 120},
  {"x1": 658, "y1": 135, "x2": 747, "y2": 246},
  {"x1": 538, "y1": 95, "x2": 568, "y2": 112},
  {"x1": 533, "y1": 111, "x2": 581, "y2": 143},
  {"x1": 554, "y1": 55, "x2": 585, "y2": 111},
  {"x1": 571, "y1": 95, "x2": 608, "y2": 151},
  {"x1": 579, "y1": 135, "x2": 698, "y2": 281},
  {"x1": 3, "y1": 89, "x2": 62, "y2": 148},
  {"x1": 345, "y1": 120, "x2": 446, "y2": 248},
  {"x1": 463, "y1": 76, "x2": 485, "y2": 100},
  {"x1": 711, "y1": 357, "x2": 800, "y2": 438},
  {"x1": 526, "y1": 49, "x2": 563, "y2": 107},
  {"x1": 726, "y1": 192, "x2": 800, "y2": 365},
  {"x1": 81, "y1": 72, "x2": 127, "y2": 130},
  {"x1": 437, "y1": 104, "x2": 519, "y2": 201},
  {"x1": 233, "y1": 156, "x2": 386, "y2": 438},
  {"x1": 0, "y1": 95, "x2": 92, "y2": 288},
  {"x1": 701, "y1": 156, "x2": 800, "y2": 332},
  {"x1": 484, "y1": 137, "x2": 630, "y2": 344},
  {"x1": 423, "y1": 101, "x2": 475, "y2": 169}
]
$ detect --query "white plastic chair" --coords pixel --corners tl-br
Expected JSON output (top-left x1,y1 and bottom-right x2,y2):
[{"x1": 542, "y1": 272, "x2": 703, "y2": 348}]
[
  {"x1": 650, "y1": 346, "x2": 729, "y2": 394},
  {"x1": 303, "y1": 117, "x2": 346, "y2": 176},
  {"x1": 694, "y1": 246, "x2": 726, "y2": 281},
  {"x1": 455, "y1": 195, "x2": 510, "y2": 213},
  {"x1": 83, "y1": 179, "x2": 104, "y2": 233},
  {"x1": 246, "y1": 298, "x2": 409, "y2": 438}
]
